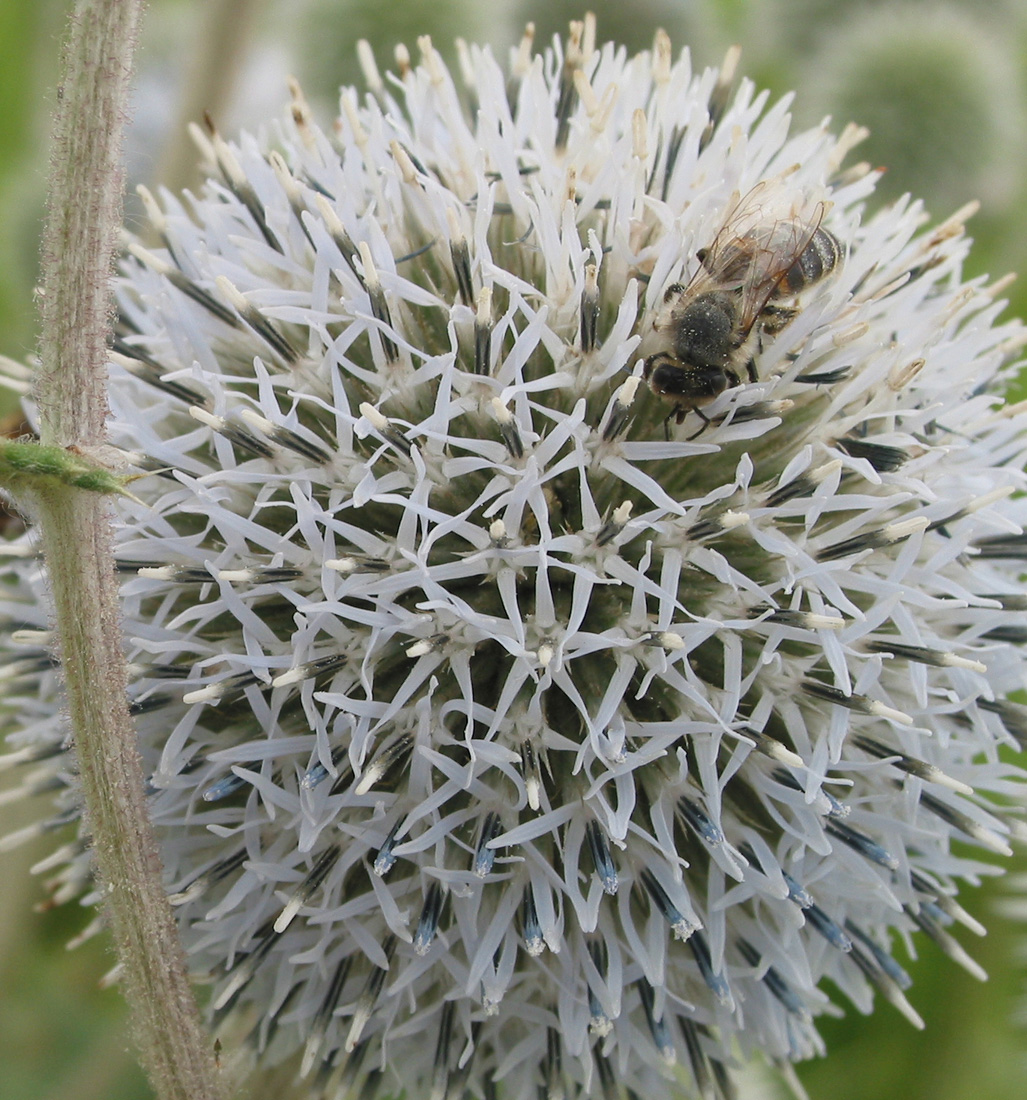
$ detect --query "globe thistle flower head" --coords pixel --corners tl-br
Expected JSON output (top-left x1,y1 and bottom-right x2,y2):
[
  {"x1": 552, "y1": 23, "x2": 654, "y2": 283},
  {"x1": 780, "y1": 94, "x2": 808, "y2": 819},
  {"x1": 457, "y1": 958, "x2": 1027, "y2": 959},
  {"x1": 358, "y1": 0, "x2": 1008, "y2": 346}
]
[{"x1": 3, "y1": 17, "x2": 1027, "y2": 1100}]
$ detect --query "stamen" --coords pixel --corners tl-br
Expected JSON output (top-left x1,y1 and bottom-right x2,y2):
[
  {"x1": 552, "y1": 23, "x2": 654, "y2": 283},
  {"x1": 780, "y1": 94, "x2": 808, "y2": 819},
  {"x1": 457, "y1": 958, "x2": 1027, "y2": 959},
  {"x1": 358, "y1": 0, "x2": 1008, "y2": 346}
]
[
  {"x1": 214, "y1": 275, "x2": 300, "y2": 365},
  {"x1": 802, "y1": 680, "x2": 913, "y2": 725},
  {"x1": 414, "y1": 880, "x2": 447, "y2": 955},
  {"x1": 736, "y1": 938, "x2": 808, "y2": 1018},
  {"x1": 359, "y1": 403, "x2": 412, "y2": 456},
  {"x1": 274, "y1": 845, "x2": 342, "y2": 932},
  {"x1": 640, "y1": 868, "x2": 697, "y2": 940},
  {"x1": 354, "y1": 733, "x2": 413, "y2": 795},
  {"x1": 474, "y1": 286, "x2": 493, "y2": 375},
  {"x1": 699, "y1": 44, "x2": 741, "y2": 152},
  {"x1": 373, "y1": 817, "x2": 405, "y2": 877},
  {"x1": 168, "y1": 848, "x2": 247, "y2": 906},
  {"x1": 357, "y1": 241, "x2": 400, "y2": 364},
  {"x1": 345, "y1": 935, "x2": 396, "y2": 1051},
  {"x1": 852, "y1": 733, "x2": 975, "y2": 795},
  {"x1": 447, "y1": 207, "x2": 474, "y2": 306},
  {"x1": 600, "y1": 375, "x2": 639, "y2": 442},
  {"x1": 521, "y1": 887, "x2": 545, "y2": 956},
  {"x1": 687, "y1": 930, "x2": 732, "y2": 1007},
  {"x1": 238, "y1": 409, "x2": 333, "y2": 464},
  {"x1": 585, "y1": 819, "x2": 618, "y2": 894},
  {"x1": 474, "y1": 811, "x2": 503, "y2": 877},
  {"x1": 596, "y1": 501, "x2": 633, "y2": 547},
  {"x1": 580, "y1": 263, "x2": 600, "y2": 353},
  {"x1": 636, "y1": 978, "x2": 675, "y2": 1062},
  {"x1": 836, "y1": 435, "x2": 909, "y2": 472},
  {"x1": 300, "y1": 956, "x2": 352, "y2": 1077},
  {"x1": 489, "y1": 397, "x2": 524, "y2": 460},
  {"x1": 825, "y1": 819, "x2": 899, "y2": 870}
]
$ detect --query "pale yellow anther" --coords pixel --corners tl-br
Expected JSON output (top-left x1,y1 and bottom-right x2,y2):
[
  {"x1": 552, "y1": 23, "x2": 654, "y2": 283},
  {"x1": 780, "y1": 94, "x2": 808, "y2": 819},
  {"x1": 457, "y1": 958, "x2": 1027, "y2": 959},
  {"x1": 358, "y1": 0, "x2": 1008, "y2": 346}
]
[
  {"x1": 391, "y1": 140, "x2": 419, "y2": 185},
  {"x1": 616, "y1": 374, "x2": 641, "y2": 406},
  {"x1": 631, "y1": 109, "x2": 648, "y2": 161},
  {"x1": 356, "y1": 40, "x2": 382, "y2": 95},
  {"x1": 341, "y1": 91, "x2": 367, "y2": 147},
  {"x1": 826, "y1": 123, "x2": 870, "y2": 175},
  {"x1": 512, "y1": 23, "x2": 535, "y2": 78},
  {"x1": 831, "y1": 321, "x2": 869, "y2": 348},
  {"x1": 135, "y1": 184, "x2": 166, "y2": 232},
  {"x1": 652, "y1": 29, "x2": 671, "y2": 84},
  {"x1": 359, "y1": 402, "x2": 389, "y2": 433},
  {"x1": 357, "y1": 241, "x2": 380, "y2": 288},
  {"x1": 489, "y1": 397, "x2": 513, "y2": 425},
  {"x1": 214, "y1": 275, "x2": 248, "y2": 313},
  {"x1": 573, "y1": 70, "x2": 598, "y2": 116},
  {"x1": 476, "y1": 286, "x2": 493, "y2": 326},
  {"x1": 888, "y1": 357, "x2": 925, "y2": 391},
  {"x1": 417, "y1": 37, "x2": 445, "y2": 86}
]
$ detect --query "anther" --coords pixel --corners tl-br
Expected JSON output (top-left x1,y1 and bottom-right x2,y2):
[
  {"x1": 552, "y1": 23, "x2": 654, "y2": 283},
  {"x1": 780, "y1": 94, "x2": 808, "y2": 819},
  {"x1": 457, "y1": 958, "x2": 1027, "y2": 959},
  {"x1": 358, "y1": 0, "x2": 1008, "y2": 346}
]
[
  {"x1": 474, "y1": 286, "x2": 493, "y2": 375},
  {"x1": 816, "y1": 515, "x2": 929, "y2": 562},
  {"x1": 580, "y1": 263, "x2": 600, "y2": 353},
  {"x1": 447, "y1": 207, "x2": 474, "y2": 306},
  {"x1": 373, "y1": 817, "x2": 404, "y2": 877},
  {"x1": 520, "y1": 740, "x2": 543, "y2": 811},
  {"x1": 802, "y1": 681, "x2": 913, "y2": 725},
  {"x1": 213, "y1": 276, "x2": 300, "y2": 364},
  {"x1": 356, "y1": 40, "x2": 383, "y2": 97},
  {"x1": 825, "y1": 819, "x2": 899, "y2": 870},
  {"x1": 345, "y1": 936, "x2": 396, "y2": 1052},
  {"x1": 300, "y1": 956, "x2": 352, "y2": 1077},
  {"x1": 413, "y1": 880, "x2": 446, "y2": 955},
  {"x1": 354, "y1": 733, "x2": 413, "y2": 795},
  {"x1": 359, "y1": 402, "x2": 412, "y2": 456},
  {"x1": 835, "y1": 435, "x2": 909, "y2": 473},
  {"x1": 600, "y1": 375, "x2": 639, "y2": 441},
  {"x1": 585, "y1": 819, "x2": 618, "y2": 894},
  {"x1": 522, "y1": 887, "x2": 545, "y2": 956},
  {"x1": 489, "y1": 519, "x2": 509, "y2": 547},
  {"x1": 356, "y1": 242, "x2": 400, "y2": 363},
  {"x1": 688, "y1": 930, "x2": 732, "y2": 1007},
  {"x1": 275, "y1": 845, "x2": 342, "y2": 932},
  {"x1": 640, "y1": 868, "x2": 698, "y2": 940},
  {"x1": 636, "y1": 979, "x2": 675, "y2": 1062},
  {"x1": 474, "y1": 811, "x2": 503, "y2": 877},
  {"x1": 490, "y1": 397, "x2": 524, "y2": 459},
  {"x1": 238, "y1": 408, "x2": 332, "y2": 464},
  {"x1": 596, "y1": 501, "x2": 633, "y2": 547},
  {"x1": 313, "y1": 194, "x2": 361, "y2": 278}
]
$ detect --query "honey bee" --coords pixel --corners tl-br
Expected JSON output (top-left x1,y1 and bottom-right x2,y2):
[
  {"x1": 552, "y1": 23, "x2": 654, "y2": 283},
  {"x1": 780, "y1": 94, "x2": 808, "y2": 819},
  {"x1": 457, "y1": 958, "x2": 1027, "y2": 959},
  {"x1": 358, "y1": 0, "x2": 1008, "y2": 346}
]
[{"x1": 642, "y1": 184, "x2": 843, "y2": 436}]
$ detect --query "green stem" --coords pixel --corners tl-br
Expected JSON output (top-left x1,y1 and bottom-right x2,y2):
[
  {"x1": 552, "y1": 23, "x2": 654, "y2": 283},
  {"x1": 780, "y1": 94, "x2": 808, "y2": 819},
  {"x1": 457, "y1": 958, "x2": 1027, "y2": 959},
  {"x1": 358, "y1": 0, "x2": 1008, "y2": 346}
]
[{"x1": 33, "y1": 2, "x2": 226, "y2": 1098}]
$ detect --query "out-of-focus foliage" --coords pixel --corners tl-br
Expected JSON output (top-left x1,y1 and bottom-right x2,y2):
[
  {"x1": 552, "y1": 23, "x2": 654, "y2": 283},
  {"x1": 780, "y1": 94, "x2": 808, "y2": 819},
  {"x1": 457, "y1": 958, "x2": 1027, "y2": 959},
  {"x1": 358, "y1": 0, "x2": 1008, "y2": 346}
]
[{"x1": 0, "y1": 2, "x2": 1024, "y2": 1099}]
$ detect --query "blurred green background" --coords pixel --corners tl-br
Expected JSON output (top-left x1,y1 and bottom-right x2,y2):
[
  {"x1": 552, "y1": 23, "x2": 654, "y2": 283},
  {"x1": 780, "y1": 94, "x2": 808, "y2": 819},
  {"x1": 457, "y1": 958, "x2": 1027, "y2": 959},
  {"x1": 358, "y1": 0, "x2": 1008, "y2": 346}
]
[{"x1": 1, "y1": 1, "x2": 1025, "y2": 1097}]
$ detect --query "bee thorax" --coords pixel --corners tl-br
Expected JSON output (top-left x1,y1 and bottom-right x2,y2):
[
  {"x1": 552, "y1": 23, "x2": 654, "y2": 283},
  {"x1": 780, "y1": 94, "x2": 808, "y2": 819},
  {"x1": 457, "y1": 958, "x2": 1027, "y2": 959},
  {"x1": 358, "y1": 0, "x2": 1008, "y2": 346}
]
[{"x1": 670, "y1": 293, "x2": 738, "y2": 367}]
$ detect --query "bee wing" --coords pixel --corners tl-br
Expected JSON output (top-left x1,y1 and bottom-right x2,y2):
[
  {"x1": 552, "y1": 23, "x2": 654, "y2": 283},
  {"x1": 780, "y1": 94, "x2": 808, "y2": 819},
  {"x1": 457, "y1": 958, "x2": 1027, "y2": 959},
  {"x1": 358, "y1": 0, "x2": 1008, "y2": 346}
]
[
  {"x1": 657, "y1": 182, "x2": 826, "y2": 335},
  {"x1": 703, "y1": 194, "x2": 827, "y2": 338}
]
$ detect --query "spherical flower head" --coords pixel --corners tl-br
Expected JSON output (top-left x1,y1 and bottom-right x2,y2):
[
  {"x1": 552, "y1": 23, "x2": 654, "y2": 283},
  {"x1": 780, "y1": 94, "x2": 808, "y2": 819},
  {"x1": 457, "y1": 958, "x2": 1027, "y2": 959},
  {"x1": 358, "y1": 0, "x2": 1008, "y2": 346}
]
[{"x1": 3, "y1": 19, "x2": 1027, "y2": 1100}]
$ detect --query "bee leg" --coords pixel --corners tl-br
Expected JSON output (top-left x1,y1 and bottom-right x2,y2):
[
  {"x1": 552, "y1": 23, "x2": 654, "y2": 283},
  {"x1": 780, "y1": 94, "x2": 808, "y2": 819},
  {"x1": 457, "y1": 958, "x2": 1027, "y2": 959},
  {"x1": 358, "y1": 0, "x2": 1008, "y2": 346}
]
[
  {"x1": 662, "y1": 404, "x2": 709, "y2": 440},
  {"x1": 744, "y1": 359, "x2": 757, "y2": 383},
  {"x1": 761, "y1": 304, "x2": 797, "y2": 334},
  {"x1": 683, "y1": 407, "x2": 713, "y2": 441}
]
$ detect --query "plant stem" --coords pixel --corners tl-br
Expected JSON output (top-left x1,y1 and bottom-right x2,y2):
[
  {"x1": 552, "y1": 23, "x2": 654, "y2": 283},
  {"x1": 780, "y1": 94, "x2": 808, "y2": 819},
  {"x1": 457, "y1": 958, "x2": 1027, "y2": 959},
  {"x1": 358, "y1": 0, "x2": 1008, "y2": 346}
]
[{"x1": 34, "y1": 2, "x2": 226, "y2": 1098}]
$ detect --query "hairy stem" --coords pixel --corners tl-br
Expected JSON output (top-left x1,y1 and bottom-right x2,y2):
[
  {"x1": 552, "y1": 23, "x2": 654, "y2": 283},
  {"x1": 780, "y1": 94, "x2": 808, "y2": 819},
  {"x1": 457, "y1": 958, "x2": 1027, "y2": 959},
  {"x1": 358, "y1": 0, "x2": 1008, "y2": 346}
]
[{"x1": 34, "y1": 2, "x2": 226, "y2": 1098}]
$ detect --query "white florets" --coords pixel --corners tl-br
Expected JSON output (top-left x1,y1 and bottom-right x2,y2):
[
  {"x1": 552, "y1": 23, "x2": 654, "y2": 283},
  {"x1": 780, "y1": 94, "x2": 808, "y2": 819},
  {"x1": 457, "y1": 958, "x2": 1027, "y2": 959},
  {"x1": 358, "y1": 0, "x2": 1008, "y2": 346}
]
[{"x1": 2, "y1": 21, "x2": 1027, "y2": 1100}]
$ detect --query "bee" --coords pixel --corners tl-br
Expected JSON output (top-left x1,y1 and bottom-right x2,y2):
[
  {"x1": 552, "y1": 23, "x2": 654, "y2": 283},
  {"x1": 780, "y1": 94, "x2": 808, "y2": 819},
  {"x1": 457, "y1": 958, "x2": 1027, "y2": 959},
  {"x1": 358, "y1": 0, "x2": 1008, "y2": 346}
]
[{"x1": 642, "y1": 184, "x2": 843, "y2": 436}]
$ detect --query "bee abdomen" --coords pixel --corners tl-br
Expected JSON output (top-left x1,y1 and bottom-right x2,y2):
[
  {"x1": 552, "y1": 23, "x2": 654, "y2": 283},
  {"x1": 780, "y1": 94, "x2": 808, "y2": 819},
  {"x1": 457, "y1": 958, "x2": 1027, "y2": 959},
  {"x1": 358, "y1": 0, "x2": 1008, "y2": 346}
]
[{"x1": 776, "y1": 227, "x2": 842, "y2": 296}]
